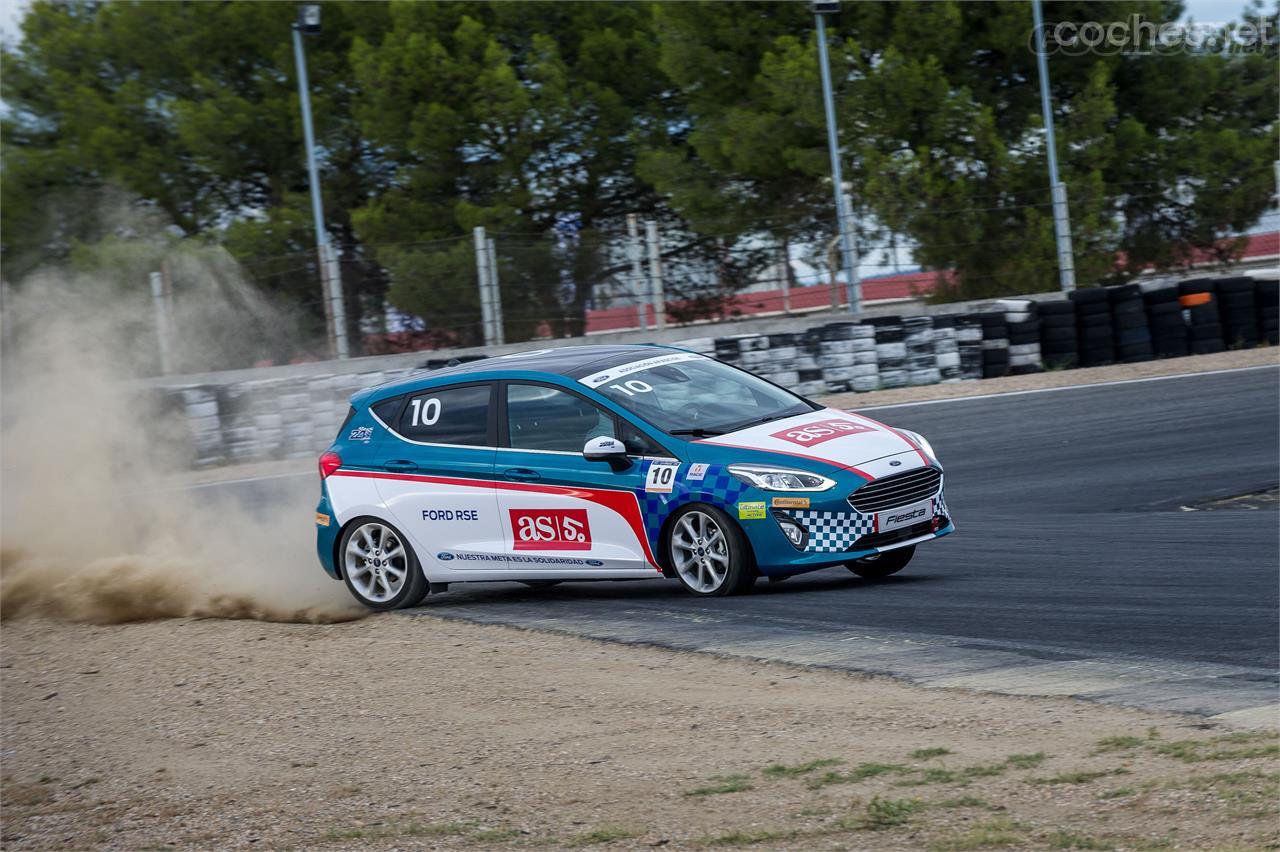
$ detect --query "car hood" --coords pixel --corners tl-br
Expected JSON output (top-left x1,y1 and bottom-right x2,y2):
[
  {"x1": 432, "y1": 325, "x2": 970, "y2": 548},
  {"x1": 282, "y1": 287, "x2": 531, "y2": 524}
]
[{"x1": 695, "y1": 408, "x2": 931, "y2": 474}]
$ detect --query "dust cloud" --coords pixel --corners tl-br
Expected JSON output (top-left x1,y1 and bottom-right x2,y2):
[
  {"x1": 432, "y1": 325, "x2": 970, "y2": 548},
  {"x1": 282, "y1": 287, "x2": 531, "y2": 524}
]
[{"x1": 0, "y1": 250, "x2": 366, "y2": 625}]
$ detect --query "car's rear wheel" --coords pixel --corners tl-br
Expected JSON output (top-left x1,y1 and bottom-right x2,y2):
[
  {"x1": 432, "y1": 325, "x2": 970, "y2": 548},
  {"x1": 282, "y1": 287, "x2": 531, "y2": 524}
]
[
  {"x1": 667, "y1": 505, "x2": 754, "y2": 596},
  {"x1": 340, "y1": 518, "x2": 428, "y2": 610},
  {"x1": 847, "y1": 545, "x2": 915, "y2": 579}
]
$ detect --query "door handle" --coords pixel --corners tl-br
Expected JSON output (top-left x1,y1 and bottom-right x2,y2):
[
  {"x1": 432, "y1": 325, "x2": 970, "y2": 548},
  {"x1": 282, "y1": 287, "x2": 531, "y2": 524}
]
[
  {"x1": 503, "y1": 468, "x2": 541, "y2": 482},
  {"x1": 384, "y1": 460, "x2": 419, "y2": 473}
]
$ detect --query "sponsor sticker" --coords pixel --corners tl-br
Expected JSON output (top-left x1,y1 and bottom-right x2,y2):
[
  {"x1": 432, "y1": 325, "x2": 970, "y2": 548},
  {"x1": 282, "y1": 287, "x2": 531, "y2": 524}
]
[
  {"x1": 348, "y1": 426, "x2": 374, "y2": 441},
  {"x1": 645, "y1": 460, "x2": 679, "y2": 493},
  {"x1": 420, "y1": 509, "x2": 479, "y2": 522},
  {"x1": 771, "y1": 497, "x2": 810, "y2": 509},
  {"x1": 737, "y1": 501, "x2": 767, "y2": 520},
  {"x1": 771, "y1": 418, "x2": 876, "y2": 447},
  {"x1": 314, "y1": 512, "x2": 330, "y2": 527},
  {"x1": 578, "y1": 352, "x2": 705, "y2": 388},
  {"x1": 686, "y1": 463, "x2": 710, "y2": 481},
  {"x1": 509, "y1": 509, "x2": 592, "y2": 550},
  {"x1": 436, "y1": 551, "x2": 456, "y2": 561}
]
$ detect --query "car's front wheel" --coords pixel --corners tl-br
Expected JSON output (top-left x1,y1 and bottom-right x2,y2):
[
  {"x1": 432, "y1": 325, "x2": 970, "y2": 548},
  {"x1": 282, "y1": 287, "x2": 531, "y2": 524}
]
[
  {"x1": 847, "y1": 545, "x2": 915, "y2": 579},
  {"x1": 340, "y1": 517, "x2": 428, "y2": 610},
  {"x1": 667, "y1": 504, "x2": 754, "y2": 596}
]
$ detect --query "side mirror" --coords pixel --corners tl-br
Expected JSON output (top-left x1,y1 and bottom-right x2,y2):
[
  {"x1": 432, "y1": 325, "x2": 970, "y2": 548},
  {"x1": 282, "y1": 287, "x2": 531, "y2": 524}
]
[{"x1": 583, "y1": 435, "x2": 630, "y2": 470}]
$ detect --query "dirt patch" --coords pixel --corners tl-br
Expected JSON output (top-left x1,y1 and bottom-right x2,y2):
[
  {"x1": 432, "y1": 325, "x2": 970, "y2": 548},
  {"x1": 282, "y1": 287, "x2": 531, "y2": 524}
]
[{"x1": 2, "y1": 615, "x2": 1276, "y2": 850}]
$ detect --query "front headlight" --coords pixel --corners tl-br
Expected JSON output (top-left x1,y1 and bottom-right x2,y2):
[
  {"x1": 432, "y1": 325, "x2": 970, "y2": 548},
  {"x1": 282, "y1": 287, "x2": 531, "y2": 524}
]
[
  {"x1": 727, "y1": 464, "x2": 836, "y2": 492},
  {"x1": 899, "y1": 429, "x2": 937, "y2": 461}
]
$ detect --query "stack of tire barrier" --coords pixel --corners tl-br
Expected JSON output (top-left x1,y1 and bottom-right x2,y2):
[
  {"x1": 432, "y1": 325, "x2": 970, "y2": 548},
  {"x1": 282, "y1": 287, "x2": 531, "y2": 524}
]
[
  {"x1": 956, "y1": 316, "x2": 984, "y2": 379},
  {"x1": 1069, "y1": 287, "x2": 1114, "y2": 366},
  {"x1": 977, "y1": 312, "x2": 1009, "y2": 378},
  {"x1": 1037, "y1": 299, "x2": 1078, "y2": 369},
  {"x1": 1178, "y1": 278, "x2": 1225, "y2": 355},
  {"x1": 870, "y1": 316, "x2": 907, "y2": 388},
  {"x1": 1001, "y1": 299, "x2": 1043, "y2": 374},
  {"x1": 932, "y1": 316, "x2": 962, "y2": 382},
  {"x1": 1141, "y1": 283, "x2": 1188, "y2": 358},
  {"x1": 1259, "y1": 280, "x2": 1280, "y2": 344},
  {"x1": 1215, "y1": 277, "x2": 1260, "y2": 349},
  {"x1": 903, "y1": 316, "x2": 941, "y2": 385},
  {"x1": 1109, "y1": 284, "x2": 1154, "y2": 363},
  {"x1": 171, "y1": 384, "x2": 225, "y2": 467}
]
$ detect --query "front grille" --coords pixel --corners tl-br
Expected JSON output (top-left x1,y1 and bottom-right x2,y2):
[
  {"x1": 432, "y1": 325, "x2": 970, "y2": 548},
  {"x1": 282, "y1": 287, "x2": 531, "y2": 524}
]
[
  {"x1": 848, "y1": 467, "x2": 942, "y2": 513},
  {"x1": 852, "y1": 518, "x2": 941, "y2": 550}
]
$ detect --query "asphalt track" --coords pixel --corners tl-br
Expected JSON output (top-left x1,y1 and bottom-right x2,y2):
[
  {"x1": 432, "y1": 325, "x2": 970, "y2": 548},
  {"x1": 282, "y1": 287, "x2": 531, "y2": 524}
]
[{"x1": 217, "y1": 366, "x2": 1280, "y2": 721}]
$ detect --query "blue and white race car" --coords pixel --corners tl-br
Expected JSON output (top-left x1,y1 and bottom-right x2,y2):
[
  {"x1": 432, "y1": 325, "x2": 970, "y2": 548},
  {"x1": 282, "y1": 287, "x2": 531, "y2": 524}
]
[{"x1": 315, "y1": 345, "x2": 953, "y2": 609}]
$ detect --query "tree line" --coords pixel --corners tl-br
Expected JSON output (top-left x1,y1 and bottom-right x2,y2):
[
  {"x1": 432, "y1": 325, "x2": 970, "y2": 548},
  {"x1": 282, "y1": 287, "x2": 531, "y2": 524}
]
[{"x1": 3, "y1": 0, "x2": 1275, "y2": 356}]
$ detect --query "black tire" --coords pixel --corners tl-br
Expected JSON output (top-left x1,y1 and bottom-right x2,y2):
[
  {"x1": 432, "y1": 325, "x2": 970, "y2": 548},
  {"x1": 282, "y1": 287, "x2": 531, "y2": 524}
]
[
  {"x1": 847, "y1": 545, "x2": 916, "y2": 579},
  {"x1": 1069, "y1": 288, "x2": 1109, "y2": 305},
  {"x1": 666, "y1": 503, "x2": 755, "y2": 597},
  {"x1": 339, "y1": 517, "x2": 429, "y2": 611}
]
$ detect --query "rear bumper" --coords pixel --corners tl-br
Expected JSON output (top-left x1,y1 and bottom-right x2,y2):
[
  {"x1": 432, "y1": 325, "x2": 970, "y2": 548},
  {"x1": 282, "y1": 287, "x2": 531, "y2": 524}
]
[{"x1": 315, "y1": 486, "x2": 341, "y2": 579}]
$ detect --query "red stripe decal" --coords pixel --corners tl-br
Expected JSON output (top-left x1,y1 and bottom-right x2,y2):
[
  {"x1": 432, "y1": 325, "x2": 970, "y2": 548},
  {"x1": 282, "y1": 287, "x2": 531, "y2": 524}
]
[
  {"x1": 330, "y1": 469, "x2": 662, "y2": 570},
  {"x1": 693, "y1": 439, "x2": 874, "y2": 482}
]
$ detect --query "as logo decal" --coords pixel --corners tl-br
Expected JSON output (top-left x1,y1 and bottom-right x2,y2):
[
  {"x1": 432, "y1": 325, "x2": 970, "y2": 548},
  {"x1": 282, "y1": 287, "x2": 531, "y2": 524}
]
[
  {"x1": 771, "y1": 418, "x2": 875, "y2": 447},
  {"x1": 509, "y1": 509, "x2": 592, "y2": 551}
]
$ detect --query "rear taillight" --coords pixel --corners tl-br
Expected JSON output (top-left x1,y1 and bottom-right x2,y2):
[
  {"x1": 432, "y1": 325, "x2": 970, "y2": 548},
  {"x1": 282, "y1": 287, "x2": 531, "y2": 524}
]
[{"x1": 318, "y1": 451, "x2": 342, "y2": 479}]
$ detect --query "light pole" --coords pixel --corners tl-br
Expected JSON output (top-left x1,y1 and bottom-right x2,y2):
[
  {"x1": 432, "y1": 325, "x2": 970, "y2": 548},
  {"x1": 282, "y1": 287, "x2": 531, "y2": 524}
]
[
  {"x1": 813, "y1": 1, "x2": 860, "y2": 316},
  {"x1": 292, "y1": 4, "x2": 350, "y2": 359},
  {"x1": 1031, "y1": 0, "x2": 1077, "y2": 292}
]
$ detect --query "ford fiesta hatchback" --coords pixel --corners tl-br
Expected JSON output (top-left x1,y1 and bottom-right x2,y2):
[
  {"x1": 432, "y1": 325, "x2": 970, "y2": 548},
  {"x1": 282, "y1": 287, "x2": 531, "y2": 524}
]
[{"x1": 315, "y1": 345, "x2": 953, "y2": 609}]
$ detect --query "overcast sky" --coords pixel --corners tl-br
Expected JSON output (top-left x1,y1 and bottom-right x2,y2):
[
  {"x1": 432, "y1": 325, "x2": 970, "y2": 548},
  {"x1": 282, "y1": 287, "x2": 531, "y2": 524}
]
[{"x1": 0, "y1": 0, "x2": 1268, "y2": 44}]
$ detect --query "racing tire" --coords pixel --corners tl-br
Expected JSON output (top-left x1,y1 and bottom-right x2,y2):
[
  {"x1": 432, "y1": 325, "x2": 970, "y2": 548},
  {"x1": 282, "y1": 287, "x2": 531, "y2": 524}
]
[
  {"x1": 339, "y1": 517, "x2": 429, "y2": 611},
  {"x1": 847, "y1": 545, "x2": 916, "y2": 579},
  {"x1": 666, "y1": 504, "x2": 755, "y2": 597}
]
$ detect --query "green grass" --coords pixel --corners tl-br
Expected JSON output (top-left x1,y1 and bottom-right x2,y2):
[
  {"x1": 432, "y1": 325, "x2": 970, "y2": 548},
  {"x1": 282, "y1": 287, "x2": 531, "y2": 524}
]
[
  {"x1": 1097, "y1": 787, "x2": 1136, "y2": 800},
  {"x1": 471, "y1": 827, "x2": 522, "y2": 843},
  {"x1": 693, "y1": 828, "x2": 797, "y2": 846},
  {"x1": 685, "y1": 774, "x2": 753, "y2": 797},
  {"x1": 1005, "y1": 752, "x2": 1047, "y2": 769},
  {"x1": 1046, "y1": 830, "x2": 1116, "y2": 850},
  {"x1": 894, "y1": 767, "x2": 958, "y2": 786},
  {"x1": 806, "y1": 762, "x2": 906, "y2": 789},
  {"x1": 848, "y1": 796, "x2": 926, "y2": 830},
  {"x1": 567, "y1": 825, "x2": 644, "y2": 846},
  {"x1": 323, "y1": 821, "x2": 468, "y2": 841},
  {"x1": 910, "y1": 747, "x2": 952, "y2": 760},
  {"x1": 761, "y1": 758, "x2": 842, "y2": 778},
  {"x1": 927, "y1": 818, "x2": 1025, "y2": 850},
  {"x1": 960, "y1": 762, "x2": 1007, "y2": 779},
  {"x1": 1151, "y1": 738, "x2": 1279, "y2": 763},
  {"x1": 1095, "y1": 735, "x2": 1144, "y2": 753},
  {"x1": 936, "y1": 795, "x2": 1001, "y2": 810}
]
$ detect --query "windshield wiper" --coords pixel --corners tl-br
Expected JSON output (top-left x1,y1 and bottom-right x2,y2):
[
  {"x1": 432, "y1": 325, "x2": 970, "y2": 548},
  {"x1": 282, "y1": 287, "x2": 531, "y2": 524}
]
[
  {"x1": 720, "y1": 408, "x2": 809, "y2": 434},
  {"x1": 668, "y1": 427, "x2": 725, "y2": 438}
]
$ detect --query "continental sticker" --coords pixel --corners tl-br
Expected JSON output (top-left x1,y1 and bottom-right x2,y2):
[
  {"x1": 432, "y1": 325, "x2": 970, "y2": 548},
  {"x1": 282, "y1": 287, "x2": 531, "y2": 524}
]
[
  {"x1": 314, "y1": 512, "x2": 331, "y2": 527},
  {"x1": 771, "y1": 497, "x2": 810, "y2": 509},
  {"x1": 737, "y1": 501, "x2": 767, "y2": 520}
]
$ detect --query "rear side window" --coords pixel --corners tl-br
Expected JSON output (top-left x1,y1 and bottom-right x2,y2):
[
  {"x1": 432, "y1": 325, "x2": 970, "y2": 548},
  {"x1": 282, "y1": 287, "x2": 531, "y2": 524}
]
[
  {"x1": 396, "y1": 384, "x2": 491, "y2": 446},
  {"x1": 507, "y1": 383, "x2": 616, "y2": 453},
  {"x1": 336, "y1": 406, "x2": 356, "y2": 438}
]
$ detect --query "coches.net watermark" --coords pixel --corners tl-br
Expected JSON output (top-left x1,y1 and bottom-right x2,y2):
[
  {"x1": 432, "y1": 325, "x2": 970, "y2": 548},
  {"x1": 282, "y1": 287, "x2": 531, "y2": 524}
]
[{"x1": 1029, "y1": 16, "x2": 1274, "y2": 55}]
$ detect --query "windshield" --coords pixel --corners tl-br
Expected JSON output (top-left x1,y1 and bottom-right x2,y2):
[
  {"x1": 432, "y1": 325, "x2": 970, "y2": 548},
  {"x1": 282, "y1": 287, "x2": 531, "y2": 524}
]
[{"x1": 583, "y1": 354, "x2": 817, "y2": 436}]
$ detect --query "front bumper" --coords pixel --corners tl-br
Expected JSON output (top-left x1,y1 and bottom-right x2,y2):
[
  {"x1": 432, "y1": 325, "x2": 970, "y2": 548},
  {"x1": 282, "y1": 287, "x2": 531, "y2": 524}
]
[{"x1": 741, "y1": 471, "x2": 953, "y2": 576}]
